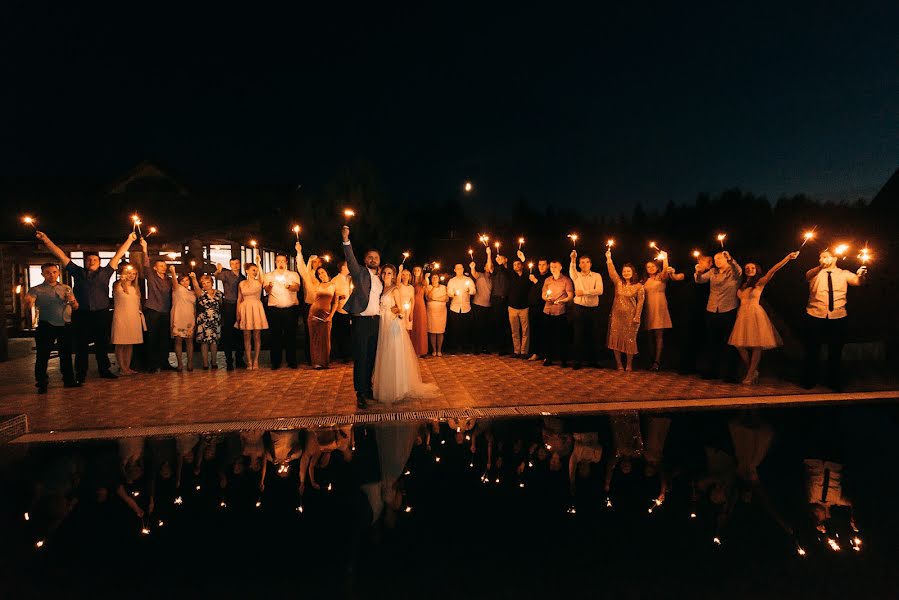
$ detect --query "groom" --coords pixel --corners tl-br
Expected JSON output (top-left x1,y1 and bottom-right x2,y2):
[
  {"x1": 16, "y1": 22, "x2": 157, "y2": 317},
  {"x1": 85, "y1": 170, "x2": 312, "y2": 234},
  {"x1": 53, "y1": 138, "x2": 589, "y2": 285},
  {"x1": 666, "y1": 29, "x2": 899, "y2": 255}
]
[{"x1": 341, "y1": 226, "x2": 383, "y2": 409}]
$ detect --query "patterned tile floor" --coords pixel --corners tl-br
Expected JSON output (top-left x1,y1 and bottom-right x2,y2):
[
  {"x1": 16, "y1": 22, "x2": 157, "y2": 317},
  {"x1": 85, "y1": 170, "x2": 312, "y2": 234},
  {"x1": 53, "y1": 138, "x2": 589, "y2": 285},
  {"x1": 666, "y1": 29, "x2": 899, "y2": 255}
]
[{"x1": 2, "y1": 349, "x2": 897, "y2": 441}]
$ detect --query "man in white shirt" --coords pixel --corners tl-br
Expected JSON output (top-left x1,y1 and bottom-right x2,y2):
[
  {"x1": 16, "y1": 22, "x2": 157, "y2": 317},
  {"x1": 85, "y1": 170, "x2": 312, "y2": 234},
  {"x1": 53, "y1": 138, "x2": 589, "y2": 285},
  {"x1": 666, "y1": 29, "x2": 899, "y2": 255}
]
[
  {"x1": 569, "y1": 250, "x2": 604, "y2": 369},
  {"x1": 446, "y1": 263, "x2": 476, "y2": 353},
  {"x1": 263, "y1": 253, "x2": 301, "y2": 369},
  {"x1": 802, "y1": 249, "x2": 866, "y2": 391}
]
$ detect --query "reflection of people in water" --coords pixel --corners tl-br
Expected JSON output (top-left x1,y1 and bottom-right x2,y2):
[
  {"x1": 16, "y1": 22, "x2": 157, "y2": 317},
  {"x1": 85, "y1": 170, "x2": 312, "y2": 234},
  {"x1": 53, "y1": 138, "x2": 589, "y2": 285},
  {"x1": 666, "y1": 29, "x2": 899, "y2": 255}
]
[
  {"x1": 569, "y1": 431, "x2": 602, "y2": 494},
  {"x1": 605, "y1": 411, "x2": 644, "y2": 494},
  {"x1": 299, "y1": 426, "x2": 354, "y2": 494},
  {"x1": 362, "y1": 422, "x2": 421, "y2": 529},
  {"x1": 261, "y1": 430, "x2": 303, "y2": 492},
  {"x1": 804, "y1": 458, "x2": 856, "y2": 532}
]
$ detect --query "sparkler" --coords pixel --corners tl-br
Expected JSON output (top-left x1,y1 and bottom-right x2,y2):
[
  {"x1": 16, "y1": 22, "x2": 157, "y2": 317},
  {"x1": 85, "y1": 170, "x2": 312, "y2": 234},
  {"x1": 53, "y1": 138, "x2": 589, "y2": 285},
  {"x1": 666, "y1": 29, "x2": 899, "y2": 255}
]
[
  {"x1": 401, "y1": 251, "x2": 410, "y2": 266},
  {"x1": 463, "y1": 181, "x2": 473, "y2": 193},
  {"x1": 131, "y1": 214, "x2": 141, "y2": 234},
  {"x1": 800, "y1": 229, "x2": 816, "y2": 248},
  {"x1": 518, "y1": 237, "x2": 525, "y2": 250},
  {"x1": 343, "y1": 209, "x2": 355, "y2": 224},
  {"x1": 833, "y1": 244, "x2": 850, "y2": 259},
  {"x1": 468, "y1": 248, "x2": 474, "y2": 260},
  {"x1": 292, "y1": 225, "x2": 301, "y2": 242},
  {"x1": 145, "y1": 226, "x2": 157, "y2": 238},
  {"x1": 494, "y1": 241, "x2": 500, "y2": 251},
  {"x1": 527, "y1": 262, "x2": 534, "y2": 273},
  {"x1": 432, "y1": 261, "x2": 440, "y2": 270},
  {"x1": 606, "y1": 239, "x2": 615, "y2": 249},
  {"x1": 716, "y1": 233, "x2": 726, "y2": 248},
  {"x1": 858, "y1": 247, "x2": 872, "y2": 265},
  {"x1": 22, "y1": 216, "x2": 37, "y2": 230},
  {"x1": 478, "y1": 234, "x2": 490, "y2": 248},
  {"x1": 692, "y1": 250, "x2": 701, "y2": 259},
  {"x1": 567, "y1": 233, "x2": 578, "y2": 248}
]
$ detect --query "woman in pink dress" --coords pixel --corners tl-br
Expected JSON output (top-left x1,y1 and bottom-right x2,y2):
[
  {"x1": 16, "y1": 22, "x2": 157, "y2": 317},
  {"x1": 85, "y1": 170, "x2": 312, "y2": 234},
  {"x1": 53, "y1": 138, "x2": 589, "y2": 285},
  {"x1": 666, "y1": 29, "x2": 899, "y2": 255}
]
[
  {"x1": 236, "y1": 260, "x2": 269, "y2": 369},
  {"x1": 642, "y1": 251, "x2": 685, "y2": 371},
  {"x1": 410, "y1": 266, "x2": 429, "y2": 357},
  {"x1": 728, "y1": 251, "x2": 799, "y2": 384}
]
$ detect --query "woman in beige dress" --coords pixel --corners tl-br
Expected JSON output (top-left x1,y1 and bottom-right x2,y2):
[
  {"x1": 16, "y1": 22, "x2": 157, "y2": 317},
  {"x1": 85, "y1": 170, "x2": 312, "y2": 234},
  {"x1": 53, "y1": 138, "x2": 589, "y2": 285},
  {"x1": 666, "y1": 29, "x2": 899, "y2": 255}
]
[
  {"x1": 642, "y1": 251, "x2": 684, "y2": 371},
  {"x1": 236, "y1": 260, "x2": 268, "y2": 369},
  {"x1": 111, "y1": 264, "x2": 144, "y2": 375},
  {"x1": 605, "y1": 248, "x2": 645, "y2": 371},
  {"x1": 169, "y1": 268, "x2": 196, "y2": 371},
  {"x1": 425, "y1": 273, "x2": 448, "y2": 356}
]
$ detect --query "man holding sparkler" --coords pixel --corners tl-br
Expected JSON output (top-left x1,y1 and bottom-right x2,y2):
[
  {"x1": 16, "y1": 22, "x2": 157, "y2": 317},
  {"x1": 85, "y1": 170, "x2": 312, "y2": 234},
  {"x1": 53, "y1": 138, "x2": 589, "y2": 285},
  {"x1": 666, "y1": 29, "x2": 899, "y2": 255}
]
[
  {"x1": 262, "y1": 253, "x2": 301, "y2": 370},
  {"x1": 802, "y1": 249, "x2": 867, "y2": 391},
  {"x1": 24, "y1": 263, "x2": 79, "y2": 393},
  {"x1": 36, "y1": 230, "x2": 135, "y2": 382}
]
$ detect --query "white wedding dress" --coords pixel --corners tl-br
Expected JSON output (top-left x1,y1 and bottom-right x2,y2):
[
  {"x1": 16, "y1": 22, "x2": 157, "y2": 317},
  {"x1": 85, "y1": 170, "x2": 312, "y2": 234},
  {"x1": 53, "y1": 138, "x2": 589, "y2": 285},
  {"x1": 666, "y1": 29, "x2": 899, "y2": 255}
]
[{"x1": 372, "y1": 289, "x2": 440, "y2": 403}]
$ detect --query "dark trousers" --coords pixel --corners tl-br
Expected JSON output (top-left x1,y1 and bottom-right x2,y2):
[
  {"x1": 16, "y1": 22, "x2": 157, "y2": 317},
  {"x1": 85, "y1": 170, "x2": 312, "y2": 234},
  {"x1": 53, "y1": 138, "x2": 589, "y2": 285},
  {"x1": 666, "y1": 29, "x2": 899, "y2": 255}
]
[
  {"x1": 221, "y1": 302, "x2": 244, "y2": 366},
  {"x1": 144, "y1": 308, "x2": 171, "y2": 370},
  {"x1": 300, "y1": 302, "x2": 313, "y2": 365},
  {"x1": 72, "y1": 309, "x2": 112, "y2": 380},
  {"x1": 802, "y1": 315, "x2": 847, "y2": 389},
  {"x1": 268, "y1": 306, "x2": 299, "y2": 368},
  {"x1": 332, "y1": 311, "x2": 352, "y2": 362},
  {"x1": 351, "y1": 315, "x2": 380, "y2": 397},
  {"x1": 472, "y1": 305, "x2": 491, "y2": 352},
  {"x1": 490, "y1": 299, "x2": 511, "y2": 353},
  {"x1": 529, "y1": 305, "x2": 546, "y2": 357},
  {"x1": 545, "y1": 314, "x2": 569, "y2": 363},
  {"x1": 571, "y1": 304, "x2": 602, "y2": 365},
  {"x1": 702, "y1": 310, "x2": 738, "y2": 381},
  {"x1": 35, "y1": 322, "x2": 75, "y2": 386},
  {"x1": 448, "y1": 310, "x2": 472, "y2": 353}
]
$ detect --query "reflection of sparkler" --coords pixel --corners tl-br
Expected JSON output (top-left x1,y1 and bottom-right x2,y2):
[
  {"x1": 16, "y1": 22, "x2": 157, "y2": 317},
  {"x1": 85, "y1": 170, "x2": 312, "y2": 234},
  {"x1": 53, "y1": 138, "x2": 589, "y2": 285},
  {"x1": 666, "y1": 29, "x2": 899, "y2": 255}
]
[
  {"x1": 24, "y1": 512, "x2": 30, "y2": 521},
  {"x1": 296, "y1": 506, "x2": 304, "y2": 513},
  {"x1": 796, "y1": 546, "x2": 807, "y2": 556},
  {"x1": 647, "y1": 497, "x2": 663, "y2": 514},
  {"x1": 35, "y1": 540, "x2": 45, "y2": 549},
  {"x1": 605, "y1": 497, "x2": 613, "y2": 509},
  {"x1": 566, "y1": 506, "x2": 577, "y2": 515},
  {"x1": 826, "y1": 538, "x2": 840, "y2": 551},
  {"x1": 174, "y1": 496, "x2": 183, "y2": 505},
  {"x1": 713, "y1": 537, "x2": 721, "y2": 546},
  {"x1": 404, "y1": 506, "x2": 413, "y2": 513},
  {"x1": 435, "y1": 456, "x2": 441, "y2": 463}
]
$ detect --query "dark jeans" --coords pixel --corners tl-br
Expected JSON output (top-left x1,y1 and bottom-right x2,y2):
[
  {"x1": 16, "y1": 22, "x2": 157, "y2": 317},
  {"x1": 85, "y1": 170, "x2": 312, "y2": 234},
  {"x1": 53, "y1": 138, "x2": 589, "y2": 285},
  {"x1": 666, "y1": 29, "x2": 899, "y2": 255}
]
[
  {"x1": 701, "y1": 309, "x2": 738, "y2": 381},
  {"x1": 300, "y1": 302, "x2": 313, "y2": 365},
  {"x1": 35, "y1": 322, "x2": 75, "y2": 386},
  {"x1": 448, "y1": 310, "x2": 472, "y2": 353},
  {"x1": 490, "y1": 299, "x2": 511, "y2": 353},
  {"x1": 545, "y1": 313, "x2": 570, "y2": 363},
  {"x1": 571, "y1": 304, "x2": 602, "y2": 365},
  {"x1": 268, "y1": 305, "x2": 299, "y2": 368},
  {"x1": 472, "y1": 305, "x2": 491, "y2": 352},
  {"x1": 144, "y1": 308, "x2": 171, "y2": 370},
  {"x1": 72, "y1": 309, "x2": 113, "y2": 380},
  {"x1": 528, "y1": 305, "x2": 546, "y2": 357},
  {"x1": 221, "y1": 302, "x2": 244, "y2": 366},
  {"x1": 351, "y1": 315, "x2": 380, "y2": 397},
  {"x1": 332, "y1": 311, "x2": 352, "y2": 362},
  {"x1": 802, "y1": 315, "x2": 847, "y2": 389}
]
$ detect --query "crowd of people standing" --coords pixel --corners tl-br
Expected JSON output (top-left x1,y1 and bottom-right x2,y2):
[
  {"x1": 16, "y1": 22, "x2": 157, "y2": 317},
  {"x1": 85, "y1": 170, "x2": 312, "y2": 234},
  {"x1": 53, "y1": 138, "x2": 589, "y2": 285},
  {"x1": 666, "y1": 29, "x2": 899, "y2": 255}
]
[{"x1": 25, "y1": 228, "x2": 867, "y2": 399}]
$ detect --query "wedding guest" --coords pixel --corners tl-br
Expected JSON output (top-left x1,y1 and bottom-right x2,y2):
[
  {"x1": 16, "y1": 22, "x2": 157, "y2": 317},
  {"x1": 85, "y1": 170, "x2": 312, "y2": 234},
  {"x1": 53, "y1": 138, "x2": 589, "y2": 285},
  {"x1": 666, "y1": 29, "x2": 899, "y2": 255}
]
[
  {"x1": 605, "y1": 248, "x2": 645, "y2": 371},
  {"x1": 446, "y1": 264, "x2": 475, "y2": 354},
  {"x1": 801, "y1": 249, "x2": 867, "y2": 391},
  {"x1": 728, "y1": 252, "x2": 799, "y2": 384},
  {"x1": 111, "y1": 264, "x2": 144, "y2": 375},
  {"x1": 410, "y1": 266, "x2": 429, "y2": 357},
  {"x1": 139, "y1": 238, "x2": 176, "y2": 372},
  {"x1": 470, "y1": 247, "x2": 493, "y2": 354},
  {"x1": 297, "y1": 243, "x2": 339, "y2": 369},
  {"x1": 694, "y1": 250, "x2": 742, "y2": 382},
  {"x1": 642, "y1": 252, "x2": 684, "y2": 371},
  {"x1": 426, "y1": 272, "x2": 448, "y2": 356},
  {"x1": 214, "y1": 258, "x2": 247, "y2": 370},
  {"x1": 541, "y1": 260, "x2": 574, "y2": 367},
  {"x1": 190, "y1": 273, "x2": 223, "y2": 369},
  {"x1": 36, "y1": 230, "x2": 135, "y2": 382},
  {"x1": 236, "y1": 261, "x2": 268, "y2": 369},
  {"x1": 506, "y1": 253, "x2": 532, "y2": 358},
  {"x1": 526, "y1": 257, "x2": 551, "y2": 361},
  {"x1": 24, "y1": 262, "x2": 79, "y2": 393},
  {"x1": 300, "y1": 253, "x2": 323, "y2": 366},
  {"x1": 331, "y1": 261, "x2": 353, "y2": 363},
  {"x1": 262, "y1": 253, "x2": 301, "y2": 370},
  {"x1": 569, "y1": 250, "x2": 604, "y2": 369},
  {"x1": 490, "y1": 253, "x2": 511, "y2": 355},
  {"x1": 397, "y1": 267, "x2": 416, "y2": 335},
  {"x1": 569, "y1": 432, "x2": 603, "y2": 495},
  {"x1": 169, "y1": 268, "x2": 196, "y2": 371}
]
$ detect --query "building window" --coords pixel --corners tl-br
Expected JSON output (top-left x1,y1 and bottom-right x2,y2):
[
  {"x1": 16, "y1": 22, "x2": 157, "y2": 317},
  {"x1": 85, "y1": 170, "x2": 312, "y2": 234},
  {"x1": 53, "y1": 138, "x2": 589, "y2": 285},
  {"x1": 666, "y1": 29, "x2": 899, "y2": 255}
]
[{"x1": 209, "y1": 244, "x2": 232, "y2": 268}]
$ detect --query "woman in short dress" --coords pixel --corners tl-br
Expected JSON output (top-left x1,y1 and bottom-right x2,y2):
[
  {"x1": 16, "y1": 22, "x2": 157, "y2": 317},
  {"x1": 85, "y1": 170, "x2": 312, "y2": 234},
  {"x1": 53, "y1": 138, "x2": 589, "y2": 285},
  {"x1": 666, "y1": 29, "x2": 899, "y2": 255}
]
[
  {"x1": 190, "y1": 273, "x2": 223, "y2": 370},
  {"x1": 728, "y1": 251, "x2": 799, "y2": 384},
  {"x1": 111, "y1": 264, "x2": 144, "y2": 375},
  {"x1": 642, "y1": 252, "x2": 684, "y2": 371},
  {"x1": 410, "y1": 266, "x2": 429, "y2": 357},
  {"x1": 605, "y1": 248, "x2": 645, "y2": 371},
  {"x1": 236, "y1": 261, "x2": 268, "y2": 370},
  {"x1": 169, "y1": 267, "x2": 196, "y2": 371},
  {"x1": 425, "y1": 272, "x2": 448, "y2": 356},
  {"x1": 297, "y1": 244, "x2": 339, "y2": 369}
]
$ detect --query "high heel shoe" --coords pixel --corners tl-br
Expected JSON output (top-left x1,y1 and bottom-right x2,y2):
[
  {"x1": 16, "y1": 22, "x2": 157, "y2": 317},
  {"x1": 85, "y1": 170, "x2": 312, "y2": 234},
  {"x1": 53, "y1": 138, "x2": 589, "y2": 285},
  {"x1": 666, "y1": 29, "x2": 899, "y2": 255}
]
[
  {"x1": 741, "y1": 370, "x2": 759, "y2": 385},
  {"x1": 649, "y1": 361, "x2": 660, "y2": 372}
]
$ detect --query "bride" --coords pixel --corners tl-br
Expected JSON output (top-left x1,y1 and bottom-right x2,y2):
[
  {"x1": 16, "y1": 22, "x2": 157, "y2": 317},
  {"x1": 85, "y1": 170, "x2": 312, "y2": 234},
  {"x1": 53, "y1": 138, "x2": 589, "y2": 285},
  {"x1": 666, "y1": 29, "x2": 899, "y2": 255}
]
[{"x1": 372, "y1": 264, "x2": 440, "y2": 403}]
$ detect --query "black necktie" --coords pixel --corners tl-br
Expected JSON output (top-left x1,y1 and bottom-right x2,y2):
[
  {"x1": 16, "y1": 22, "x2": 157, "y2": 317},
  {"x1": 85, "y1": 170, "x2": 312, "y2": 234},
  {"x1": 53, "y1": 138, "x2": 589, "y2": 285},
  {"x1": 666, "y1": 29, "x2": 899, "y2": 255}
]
[{"x1": 827, "y1": 272, "x2": 834, "y2": 312}]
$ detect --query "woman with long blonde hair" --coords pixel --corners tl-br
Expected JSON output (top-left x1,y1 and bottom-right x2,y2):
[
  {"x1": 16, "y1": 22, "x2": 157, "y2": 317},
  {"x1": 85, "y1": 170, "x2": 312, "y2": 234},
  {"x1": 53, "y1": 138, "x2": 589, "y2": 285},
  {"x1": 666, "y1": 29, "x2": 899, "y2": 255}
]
[{"x1": 111, "y1": 264, "x2": 145, "y2": 375}]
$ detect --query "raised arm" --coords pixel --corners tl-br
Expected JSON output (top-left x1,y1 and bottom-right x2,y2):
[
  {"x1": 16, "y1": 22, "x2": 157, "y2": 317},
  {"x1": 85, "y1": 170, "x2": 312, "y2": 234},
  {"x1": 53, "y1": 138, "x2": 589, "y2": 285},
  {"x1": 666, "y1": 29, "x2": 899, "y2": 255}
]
[
  {"x1": 758, "y1": 252, "x2": 799, "y2": 287},
  {"x1": 341, "y1": 226, "x2": 363, "y2": 278},
  {"x1": 569, "y1": 250, "x2": 579, "y2": 282},
  {"x1": 723, "y1": 251, "x2": 741, "y2": 277},
  {"x1": 634, "y1": 284, "x2": 645, "y2": 323},
  {"x1": 605, "y1": 249, "x2": 621, "y2": 285},
  {"x1": 188, "y1": 272, "x2": 203, "y2": 298},
  {"x1": 469, "y1": 261, "x2": 480, "y2": 280},
  {"x1": 847, "y1": 266, "x2": 867, "y2": 287},
  {"x1": 35, "y1": 231, "x2": 72, "y2": 267},
  {"x1": 485, "y1": 247, "x2": 494, "y2": 274},
  {"x1": 295, "y1": 243, "x2": 315, "y2": 289},
  {"x1": 109, "y1": 233, "x2": 138, "y2": 270}
]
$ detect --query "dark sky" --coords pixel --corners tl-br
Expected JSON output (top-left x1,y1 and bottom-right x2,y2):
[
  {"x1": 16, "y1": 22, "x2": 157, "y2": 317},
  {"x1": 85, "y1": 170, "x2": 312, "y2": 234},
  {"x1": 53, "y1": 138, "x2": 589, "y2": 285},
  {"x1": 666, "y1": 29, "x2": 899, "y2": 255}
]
[{"x1": 2, "y1": 2, "x2": 897, "y2": 214}]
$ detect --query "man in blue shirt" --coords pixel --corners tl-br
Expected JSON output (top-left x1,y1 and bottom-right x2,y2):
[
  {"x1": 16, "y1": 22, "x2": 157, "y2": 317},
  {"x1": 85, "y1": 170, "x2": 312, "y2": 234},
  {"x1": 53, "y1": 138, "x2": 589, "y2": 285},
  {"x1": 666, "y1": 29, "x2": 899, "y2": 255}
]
[
  {"x1": 37, "y1": 230, "x2": 135, "y2": 382},
  {"x1": 24, "y1": 263, "x2": 79, "y2": 393}
]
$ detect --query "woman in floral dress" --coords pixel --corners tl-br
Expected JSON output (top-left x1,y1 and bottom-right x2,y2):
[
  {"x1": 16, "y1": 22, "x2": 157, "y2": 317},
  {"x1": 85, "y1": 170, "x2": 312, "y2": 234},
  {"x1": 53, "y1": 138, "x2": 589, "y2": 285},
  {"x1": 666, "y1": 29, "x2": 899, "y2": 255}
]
[{"x1": 190, "y1": 272, "x2": 223, "y2": 369}]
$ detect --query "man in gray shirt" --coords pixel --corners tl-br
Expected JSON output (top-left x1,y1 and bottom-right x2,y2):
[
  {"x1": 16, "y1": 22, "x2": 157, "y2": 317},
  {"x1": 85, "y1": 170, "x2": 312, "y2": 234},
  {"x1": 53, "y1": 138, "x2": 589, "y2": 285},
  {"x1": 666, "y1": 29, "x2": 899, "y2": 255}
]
[
  {"x1": 470, "y1": 246, "x2": 493, "y2": 354},
  {"x1": 24, "y1": 263, "x2": 80, "y2": 393},
  {"x1": 215, "y1": 257, "x2": 247, "y2": 370},
  {"x1": 140, "y1": 238, "x2": 176, "y2": 372}
]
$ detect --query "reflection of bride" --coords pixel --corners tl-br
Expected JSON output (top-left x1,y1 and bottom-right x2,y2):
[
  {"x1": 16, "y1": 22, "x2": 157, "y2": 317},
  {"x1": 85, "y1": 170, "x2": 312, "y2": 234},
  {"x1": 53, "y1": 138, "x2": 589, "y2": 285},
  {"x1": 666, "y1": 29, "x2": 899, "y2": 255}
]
[{"x1": 372, "y1": 265, "x2": 440, "y2": 403}]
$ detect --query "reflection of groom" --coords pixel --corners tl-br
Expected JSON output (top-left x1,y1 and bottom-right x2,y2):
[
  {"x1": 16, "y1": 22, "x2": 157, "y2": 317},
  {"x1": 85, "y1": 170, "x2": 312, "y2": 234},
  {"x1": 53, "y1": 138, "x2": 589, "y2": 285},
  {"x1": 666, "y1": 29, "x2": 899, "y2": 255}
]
[{"x1": 342, "y1": 226, "x2": 383, "y2": 409}]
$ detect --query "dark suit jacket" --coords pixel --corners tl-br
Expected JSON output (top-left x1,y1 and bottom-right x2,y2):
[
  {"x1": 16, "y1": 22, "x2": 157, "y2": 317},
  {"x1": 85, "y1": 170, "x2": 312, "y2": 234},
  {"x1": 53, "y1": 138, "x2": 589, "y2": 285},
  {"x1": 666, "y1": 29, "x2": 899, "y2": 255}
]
[{"x1": 342, "y1": 242, "x2": 379, "y2": 316}]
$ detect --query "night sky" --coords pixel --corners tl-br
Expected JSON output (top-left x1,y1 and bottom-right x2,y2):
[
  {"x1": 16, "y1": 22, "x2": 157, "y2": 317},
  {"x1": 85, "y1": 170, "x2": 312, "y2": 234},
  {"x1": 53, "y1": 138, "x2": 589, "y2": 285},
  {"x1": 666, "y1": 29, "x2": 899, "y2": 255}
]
[{"x1": 2, "y1": 2, "x2": 897, "y2": 214}]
